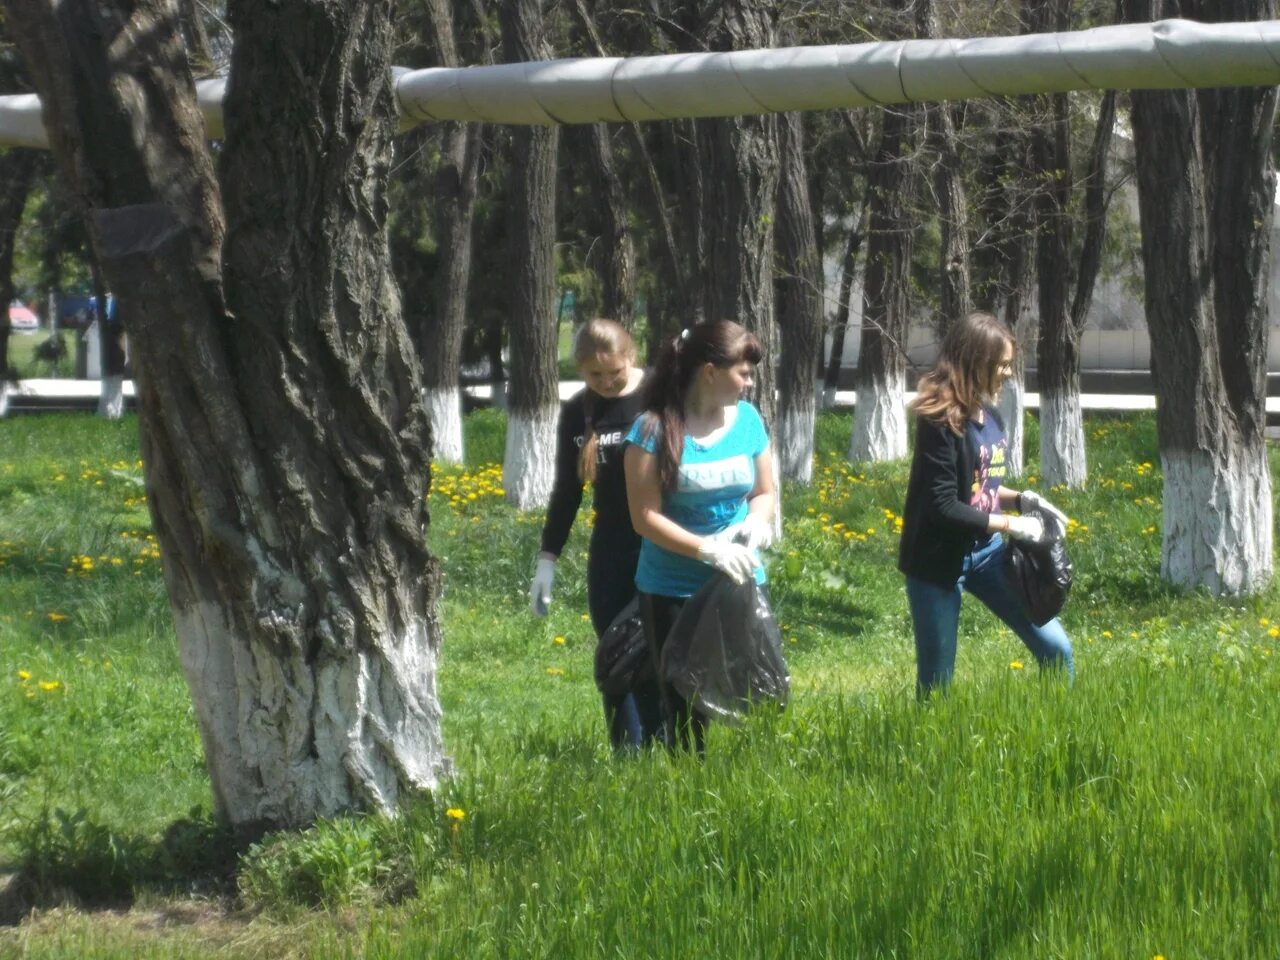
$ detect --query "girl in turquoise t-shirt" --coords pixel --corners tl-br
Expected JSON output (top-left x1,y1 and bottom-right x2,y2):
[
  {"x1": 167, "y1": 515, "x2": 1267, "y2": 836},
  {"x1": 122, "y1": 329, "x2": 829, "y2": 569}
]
[{"x1": 623, "y1": 319, "x2": 776, "y2": 752}]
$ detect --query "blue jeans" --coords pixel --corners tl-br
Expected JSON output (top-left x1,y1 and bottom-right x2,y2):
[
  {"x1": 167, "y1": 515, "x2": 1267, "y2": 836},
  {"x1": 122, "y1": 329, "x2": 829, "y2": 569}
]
[{"x1": 906, "y1": 533, "x2": 1074, "y2": 696}]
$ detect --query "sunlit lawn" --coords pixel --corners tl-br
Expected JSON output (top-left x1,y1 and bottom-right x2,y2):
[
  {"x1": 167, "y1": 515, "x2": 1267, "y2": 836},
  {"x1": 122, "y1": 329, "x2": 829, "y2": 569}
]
[{"x1": 1, "y1": 409, "x2": 1279, "y2": 958}]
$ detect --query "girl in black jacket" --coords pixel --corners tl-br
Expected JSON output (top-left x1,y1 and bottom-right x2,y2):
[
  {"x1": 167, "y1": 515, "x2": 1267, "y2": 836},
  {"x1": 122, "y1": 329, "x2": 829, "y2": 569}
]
[
  {"x1": 898, "y1": 312, "x2": 1074, "y2": 696},
  {"x1": 530, "y1": 319, "x2": 662, "y2": 748}
]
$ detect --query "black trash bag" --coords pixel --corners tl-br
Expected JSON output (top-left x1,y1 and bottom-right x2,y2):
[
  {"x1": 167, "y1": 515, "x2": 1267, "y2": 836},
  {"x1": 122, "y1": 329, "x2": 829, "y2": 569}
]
[
  {"x1": 660, "y1": 575, "x2": 789, "y2": 725},
  {"x1": 594, "y1": 597, "x2": 651, "y2": 697},
  {"x1": 1003, "y1": 507, "x2": 1074, "y2": 627}
]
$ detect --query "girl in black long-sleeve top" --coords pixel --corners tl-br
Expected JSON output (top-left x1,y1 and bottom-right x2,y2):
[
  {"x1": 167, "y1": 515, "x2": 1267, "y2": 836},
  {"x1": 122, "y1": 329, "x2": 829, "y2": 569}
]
[
  {"x1": 898, "y1": 312, "x2": 1074, "y2": 696},
  {"x1": 530, "y1": 319, "x2": 662, "y2": 748}
]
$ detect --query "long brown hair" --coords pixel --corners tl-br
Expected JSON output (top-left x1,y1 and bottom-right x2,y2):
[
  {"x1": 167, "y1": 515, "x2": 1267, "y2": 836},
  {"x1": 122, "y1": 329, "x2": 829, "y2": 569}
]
[
  {"x1": 574, "y1": 318, "x2": 636, "y2": 484},
  {"x1": 639, "y1": 319, "x2": 763, "y2": 492},
  {"x1": 911, "y1": 312, "x2": 1015, "y2": 436}
]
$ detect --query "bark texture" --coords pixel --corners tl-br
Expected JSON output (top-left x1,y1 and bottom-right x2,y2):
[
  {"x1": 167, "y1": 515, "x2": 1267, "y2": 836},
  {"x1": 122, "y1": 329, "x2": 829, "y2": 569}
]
[
  {"x1": 775, "y1": 112, "x2": 821, "y2": 483},
  {"x1": 690, "y1": 0, "x2": 780, "y2": 425},
  {"x1": 6, "y1": 0, "x2": 449, "y2": 829},
  {"x1": 1029, "y1": 78, "x2": 1086, "y2": 487},
  {"x1": 1124, "y1": 0, "x2": 1276, "y2": 595},
  {"x1": 973, "y1": 119, "x2": 1035, "y2": 476},
  {"x1": 919, "y1": 0, "x2": 970, "y2": 335},
  {"x1": 417, "y1": 0, "x2": 482, "y2": 465},
  {"x1": 821, "y1": 199, "x2": 867, "y2": 409},
  {"x1": 849, "y1": 104, "x2": 916, "y2": 463},
  {"x1": 583, "y1": 122, "x2": 636, "y2": 328},
  {"x1": 422, "y1": 121, "x2": 482, "y2": 465},
  {"x1": 501, "y1": 0, "x2": 560, "y2": 508}
]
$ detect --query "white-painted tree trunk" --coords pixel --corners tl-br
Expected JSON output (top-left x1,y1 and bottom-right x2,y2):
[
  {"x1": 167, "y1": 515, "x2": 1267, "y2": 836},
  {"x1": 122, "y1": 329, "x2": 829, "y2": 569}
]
[
  {"x1": 174, "y1": 598, "x2": 447, "y2": 826},
  {"x1": 0, "y1": 381, "x2": 8, "y2": 419},
  {"x1": 820, "y1": 384, "x2": 838, "y2": 410},
  {"x1": 778, "y1": 381, "x2": 817, "y2": 483},
  {"x1": 848, "y1": 373, "x2": 907, "y2": 463},
  {"x1": 1038, "y1": 389, "x2": 1087, "y2": 488},
  {"x1": 424, "y1": 386, "x2": 464, "y2": 465},
  {"x1": 98, "y1": 374, "x2": 124, "y2": 419},
  {"x1": 770, "y1": 444, "x2": 784, "y2": 544},
  {"x1": 996, "y1": 376, "x2": 1025, "y2": 478},
  {"x1": 504, "y1": 405, "x2": 558, "y2": 509},
  {"x1": 1161, "y1": 445, "x2": 1273, "y2": 596}
]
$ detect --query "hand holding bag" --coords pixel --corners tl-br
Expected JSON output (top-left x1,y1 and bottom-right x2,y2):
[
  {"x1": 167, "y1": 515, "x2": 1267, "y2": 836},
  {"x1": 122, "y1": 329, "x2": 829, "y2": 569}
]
[{"x1": 1003, "y1": 507, "x2": 1073, "y2": 627}]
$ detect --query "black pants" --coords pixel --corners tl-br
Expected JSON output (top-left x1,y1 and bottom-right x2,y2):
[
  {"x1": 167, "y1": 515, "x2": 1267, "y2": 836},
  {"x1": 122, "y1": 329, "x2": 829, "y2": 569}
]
[
  {"x1": 588, "y1": 534, "x2": 663, "y2": 749},
  {"x1": 638, "y1": 591, "x2": 707, "y2": 753}
]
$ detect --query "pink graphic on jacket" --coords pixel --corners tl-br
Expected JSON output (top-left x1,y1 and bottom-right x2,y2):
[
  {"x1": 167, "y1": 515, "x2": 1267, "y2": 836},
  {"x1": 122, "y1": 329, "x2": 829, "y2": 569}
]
[{"x1": 970, "y1": 440, "x2": 1008, "y2": 513}]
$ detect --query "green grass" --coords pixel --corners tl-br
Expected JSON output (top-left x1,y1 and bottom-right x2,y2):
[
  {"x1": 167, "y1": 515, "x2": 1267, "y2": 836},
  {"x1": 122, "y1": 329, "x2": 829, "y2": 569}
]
[{"x1": 2, "y1": 409, "x2": 1279, "y2": 957}]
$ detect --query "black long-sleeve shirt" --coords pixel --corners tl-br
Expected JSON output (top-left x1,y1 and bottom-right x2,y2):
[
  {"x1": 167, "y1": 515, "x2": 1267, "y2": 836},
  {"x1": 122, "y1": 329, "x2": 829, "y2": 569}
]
[
  {"x1": 897, "y1": 405, "x2": 1002, "y2": 586},
  {"x1": 539, "y1": 381, "x2": 647, "y2": 557}
]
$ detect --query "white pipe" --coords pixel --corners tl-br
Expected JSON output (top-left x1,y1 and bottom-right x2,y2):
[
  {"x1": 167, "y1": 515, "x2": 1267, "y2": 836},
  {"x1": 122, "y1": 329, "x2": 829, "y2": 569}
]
[{"x1": 2, "y1": 19, "x2": 1279, "y2": 147}]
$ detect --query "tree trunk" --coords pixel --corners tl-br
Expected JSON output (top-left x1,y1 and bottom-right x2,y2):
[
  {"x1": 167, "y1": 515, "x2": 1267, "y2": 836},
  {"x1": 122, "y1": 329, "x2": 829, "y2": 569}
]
[
  {"x1": 918, "y1": 0, "x2": 971, "y2": 336},
  {"x1": 973, "y1": 119, "x2": 1036, "y2": 476},
  {"x1": 422, "y1": 121, "x2": 482, "y2": 465},
  {"x1": 417, "y1": 0, "x2": 483, "y2": 465},
  {"x1": 689, "y1": 0, "x2": 779, "y2": 426},
  {"x1": 652, "y1": 119, "x2": 705, "y2": 344},
  {"x1": 566, "y1": 0, "x2": 667, "y2": 335},
  {"x1": 175, "y1": 0, "x2": 213, "y2": 71},
  {"x1": 821, "y1": 198, "x2": 867, "y2": 409},
  {"x1": 501, "y1": 0, "x2": 560, "y2": 508},
  {"x1": 0, "y1": 148, "x2": 37, "y2": 418},
  {"x1": 1124, "y1": 0, "x2": 1276, "y2": 595},
  {"x1": 775, "y1": 112, "x2": 821, "y2": 483},
  {"x1": 583, "y1": 123, "x2": 635, "y2": 328},
  {"x1": 849, "y1": 105, "x2": 916, "y2": 463},
  {"x1": 87, "y1": 252, "x2": 126, "y2": 419},
  {"x1": 1030, "y1": 86, "x2": 1086, "y2": 489},
  {"x1": 6, "y1": 0, "x2": 449, "y2": 830},
  {"x1": 999, "y1": 225, "x2": 1035, "y2": 479}
]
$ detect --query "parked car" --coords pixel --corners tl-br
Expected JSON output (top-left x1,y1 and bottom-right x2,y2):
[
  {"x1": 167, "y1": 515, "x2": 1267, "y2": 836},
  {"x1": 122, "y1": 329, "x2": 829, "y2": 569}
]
[{"x1": 8, "y1": 301, "x2": 38, "y2": 333}]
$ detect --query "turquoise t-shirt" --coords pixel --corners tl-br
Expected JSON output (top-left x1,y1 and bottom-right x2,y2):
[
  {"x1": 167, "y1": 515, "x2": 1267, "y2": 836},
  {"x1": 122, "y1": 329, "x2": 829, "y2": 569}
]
[{"x1": 625, "y1": 400, "x2": 769, "y2": 597}]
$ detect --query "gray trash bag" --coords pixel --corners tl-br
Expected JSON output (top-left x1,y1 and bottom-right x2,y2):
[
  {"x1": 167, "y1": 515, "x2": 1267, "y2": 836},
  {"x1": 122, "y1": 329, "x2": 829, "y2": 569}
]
[{"x1": 659, "y1": 574, "x2": 789, "y2": 725}]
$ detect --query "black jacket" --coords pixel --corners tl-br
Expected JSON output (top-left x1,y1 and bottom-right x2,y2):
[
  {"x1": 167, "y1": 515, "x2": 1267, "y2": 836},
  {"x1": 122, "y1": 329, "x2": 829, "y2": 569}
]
[
  {"x1": 539, "y1": 380, "x2": 647, "y2": 557},
  {"x1": 897, "y1": 406, "x2": 1001, "y2": 586}
]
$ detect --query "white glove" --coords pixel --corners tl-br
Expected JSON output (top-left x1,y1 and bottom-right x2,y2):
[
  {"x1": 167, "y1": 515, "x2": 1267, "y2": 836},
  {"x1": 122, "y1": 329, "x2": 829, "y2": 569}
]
[
  {"x1": 1018, "y1": 490, "x2": 1069, "y2": 527},
  {"x1": 711, "y1": 513, "x2": 775, "y2": 552},
  {"x1": 1004, "y1": 515, "x2": 1045, "y2": 543},
  {"x1": 697, "y1": 539, "x2": 758, "y2": 585},
  {"x1": 529, "y1": 556, "x2": 556, "y2": 617}
]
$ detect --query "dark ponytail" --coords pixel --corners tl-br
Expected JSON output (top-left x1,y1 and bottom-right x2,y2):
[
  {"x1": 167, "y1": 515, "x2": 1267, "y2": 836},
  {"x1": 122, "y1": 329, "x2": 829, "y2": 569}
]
[{"x1": 640, "y1": 320, "x2": 762, "y2": 492}]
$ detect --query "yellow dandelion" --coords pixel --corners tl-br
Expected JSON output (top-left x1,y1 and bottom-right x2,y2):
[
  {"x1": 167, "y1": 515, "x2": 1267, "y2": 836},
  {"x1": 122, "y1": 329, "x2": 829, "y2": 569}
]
[
  {"x1": 1102, "y1": 630, "x2": 1112, "y2": 638},
  {"x1": 545, "y1": 666, "x2": 565, "y2": 677},
  {"x1": 38, "y1": 681, "x2": 61, "y2": 692},
  {"x1": 47, "y1": 612, "x2": 68, "y2": 623},
  {"x1": 1260, "y1": 618, "x2": 1271, "y2": 627},
  {"x1": 1010, "y1": 660, "x2": 1025, "y2": 670},
  {"x1": 553, "y1": 636, "x2": 566, "y2": 646},
  {"x1": 445, "y1": 807, "x2": 465, "y2": 821},
  {"x1": 1270, "y1": 628, "x2": 1279, "y2": 639},
  {"x1": 17, "y1": 670, "x2": 30, "y2": 682}
]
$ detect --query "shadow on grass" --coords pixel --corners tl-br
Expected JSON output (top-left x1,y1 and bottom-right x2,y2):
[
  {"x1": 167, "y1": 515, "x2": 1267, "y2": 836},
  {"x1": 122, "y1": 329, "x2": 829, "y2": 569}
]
[
  {"x1": 775, "y1": 591, "x2": 879, "y2": 641},
  {"x1": 0, "y1": 808, "x2": 245, "y2": 926}
]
